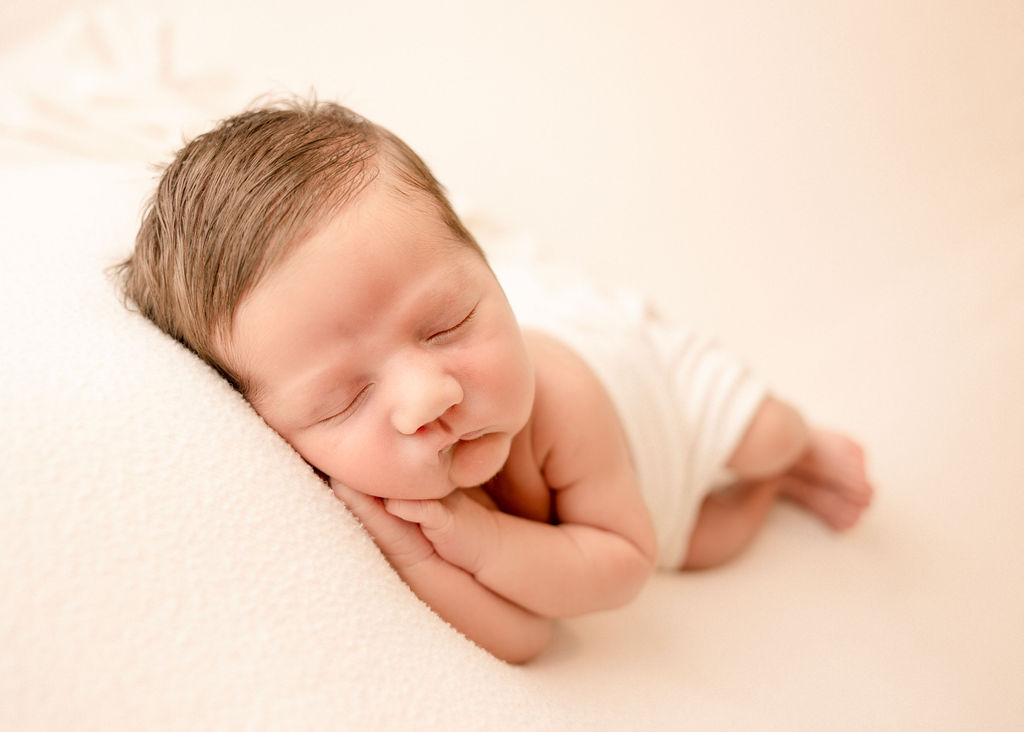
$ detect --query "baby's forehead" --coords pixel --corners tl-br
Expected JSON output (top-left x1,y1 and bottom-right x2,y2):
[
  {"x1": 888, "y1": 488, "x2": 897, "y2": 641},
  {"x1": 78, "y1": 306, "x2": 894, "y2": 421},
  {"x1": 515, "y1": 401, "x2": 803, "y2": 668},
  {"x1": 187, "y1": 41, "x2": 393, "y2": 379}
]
[
  {"x1": 259, "y1": 179, "x2": 475, "y2": 287},
  {"x1": 304, "y1": 180, "x2": 469, "y2": 254}
]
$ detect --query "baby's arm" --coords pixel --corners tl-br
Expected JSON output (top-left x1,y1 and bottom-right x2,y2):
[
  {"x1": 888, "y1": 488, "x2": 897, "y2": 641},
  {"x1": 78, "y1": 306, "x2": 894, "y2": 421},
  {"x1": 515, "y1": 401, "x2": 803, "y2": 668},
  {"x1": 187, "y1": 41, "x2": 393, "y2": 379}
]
[
  {"x1": 385, "y1": 481, "x2": 655, "y2": 618},
  {"x1": 332, "y1": 482, "x2": 552, "y2": 664},
  {"x1": 386, "y1": 332, "x2": 658, "y2": 618}
]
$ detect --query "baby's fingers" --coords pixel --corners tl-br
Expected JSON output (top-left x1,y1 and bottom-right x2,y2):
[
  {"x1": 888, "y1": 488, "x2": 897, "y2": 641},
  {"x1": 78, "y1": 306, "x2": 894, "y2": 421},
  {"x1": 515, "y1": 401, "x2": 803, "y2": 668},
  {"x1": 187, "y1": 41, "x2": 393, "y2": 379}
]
[
  {"x1": 331, "y1": 480, "x2": 380, "y2": 515},
  {"x1": 330, "y1": 480, "x2": 434, "y2": 569},
  {"x1": 387, "y1": 492, "x2": 495, "y2": 575},
  {"x1": 331, "y1": 481, "x2": 392, "y2": 531},
  {"x1": 384, "y1": 498, "x2": 452, "y2": 533}
]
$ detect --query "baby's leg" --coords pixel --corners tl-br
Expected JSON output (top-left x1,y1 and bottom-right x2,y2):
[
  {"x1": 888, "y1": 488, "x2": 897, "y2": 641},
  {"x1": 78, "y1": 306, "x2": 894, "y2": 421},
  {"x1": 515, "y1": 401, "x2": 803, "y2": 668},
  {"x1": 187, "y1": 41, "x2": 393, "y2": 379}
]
[
  {"x1": 682, "y1": 479, "x2": 782, "y2": 570},
  {"x1": 682, "y1": 396, "x2": 873, "y2": 570}
]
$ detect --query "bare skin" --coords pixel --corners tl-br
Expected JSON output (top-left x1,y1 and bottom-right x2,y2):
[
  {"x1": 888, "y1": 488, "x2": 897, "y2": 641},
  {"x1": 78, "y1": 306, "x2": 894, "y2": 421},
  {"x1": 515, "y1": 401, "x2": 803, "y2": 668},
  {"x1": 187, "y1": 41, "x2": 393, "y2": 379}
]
[
  {"x1": 684, "y1": 406, "x2": 874, "y2": 571},
  {"x1": 784, "y1": 429, "x2": 874, "y2": 530},
  {"x1": 223, "y1": 169, "x2": 875, "y2": 663}
]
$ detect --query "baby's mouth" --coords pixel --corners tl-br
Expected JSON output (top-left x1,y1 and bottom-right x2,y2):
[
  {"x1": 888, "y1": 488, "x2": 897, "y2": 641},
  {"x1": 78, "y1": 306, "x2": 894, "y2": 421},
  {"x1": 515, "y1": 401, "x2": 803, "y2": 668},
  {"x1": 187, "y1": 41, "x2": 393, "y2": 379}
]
[
  {"x1": 459, "y1": 427, "x2": 489, "y2": 442},
  {"x1": 438, "y1": 428, "x2": 489, "y2": 456}
]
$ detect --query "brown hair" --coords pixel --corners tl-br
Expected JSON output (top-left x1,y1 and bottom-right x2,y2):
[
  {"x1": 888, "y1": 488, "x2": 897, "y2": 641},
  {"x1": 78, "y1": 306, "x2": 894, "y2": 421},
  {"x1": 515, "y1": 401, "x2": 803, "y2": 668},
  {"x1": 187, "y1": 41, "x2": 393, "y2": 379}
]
[{"x1": 114, "y1": 96, "x2": 480, "y2": 394}]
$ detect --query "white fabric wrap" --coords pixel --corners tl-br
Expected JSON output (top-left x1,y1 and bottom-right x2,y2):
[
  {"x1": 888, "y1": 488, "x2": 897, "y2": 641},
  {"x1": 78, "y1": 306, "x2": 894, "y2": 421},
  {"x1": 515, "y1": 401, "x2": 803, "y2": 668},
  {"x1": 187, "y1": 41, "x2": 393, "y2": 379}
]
[{"x1": 497, "y1": 263, "x2": 767, "y2": 568}]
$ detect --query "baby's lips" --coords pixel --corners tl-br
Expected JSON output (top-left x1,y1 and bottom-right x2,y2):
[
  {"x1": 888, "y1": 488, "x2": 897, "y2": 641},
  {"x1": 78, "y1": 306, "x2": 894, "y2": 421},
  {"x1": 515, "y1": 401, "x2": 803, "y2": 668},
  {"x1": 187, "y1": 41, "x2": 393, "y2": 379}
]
[{"x1": 437, "y1": 426, "x2": 488, "y2": 455}]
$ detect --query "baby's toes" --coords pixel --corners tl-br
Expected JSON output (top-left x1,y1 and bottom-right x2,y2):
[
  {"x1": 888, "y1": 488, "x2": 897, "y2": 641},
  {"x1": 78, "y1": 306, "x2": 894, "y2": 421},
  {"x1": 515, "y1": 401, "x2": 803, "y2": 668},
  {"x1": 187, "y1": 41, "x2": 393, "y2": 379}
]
[
  {"x1": 780, "y1": 475, "x2": 867, "y2": 531},
  {"x1": 829, "y1": 498, "x2": 867, "y2": 531},
  {"x1": 800, "y1": 430, "x2": 873, "y2": 497}
]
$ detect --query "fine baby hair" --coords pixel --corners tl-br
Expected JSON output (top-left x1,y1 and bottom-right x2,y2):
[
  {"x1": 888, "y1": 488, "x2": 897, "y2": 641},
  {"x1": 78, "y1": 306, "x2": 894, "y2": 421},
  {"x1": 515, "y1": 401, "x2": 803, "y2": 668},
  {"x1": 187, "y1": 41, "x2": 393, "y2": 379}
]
[{"x1": 115, "y1": 96, "x2": 478, "y2": 394}]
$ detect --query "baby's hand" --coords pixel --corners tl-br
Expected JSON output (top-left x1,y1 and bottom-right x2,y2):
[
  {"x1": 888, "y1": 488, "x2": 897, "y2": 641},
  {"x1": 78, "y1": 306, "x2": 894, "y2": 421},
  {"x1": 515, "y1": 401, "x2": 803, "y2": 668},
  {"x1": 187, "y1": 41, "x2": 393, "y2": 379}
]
[
  {"x1": 384, "y1": 490, "x2": 499, "y2": 576},
  {"x1": 330, "y1": 480, "x2": 436, "y2": 572}
]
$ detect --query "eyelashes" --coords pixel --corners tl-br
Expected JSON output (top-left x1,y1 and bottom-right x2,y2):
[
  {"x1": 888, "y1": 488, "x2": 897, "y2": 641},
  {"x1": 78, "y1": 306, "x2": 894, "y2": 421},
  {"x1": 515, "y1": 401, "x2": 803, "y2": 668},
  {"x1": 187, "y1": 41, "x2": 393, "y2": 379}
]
[
  {"x1": 426, "y1": 305, "x2": 477, "y2": 344},
  {"x1": 315, "y1": 303, "x2": 479, "y2": 426},
  {"x1": 320, "y1": 384, "x2": 372, "y2": 425}
]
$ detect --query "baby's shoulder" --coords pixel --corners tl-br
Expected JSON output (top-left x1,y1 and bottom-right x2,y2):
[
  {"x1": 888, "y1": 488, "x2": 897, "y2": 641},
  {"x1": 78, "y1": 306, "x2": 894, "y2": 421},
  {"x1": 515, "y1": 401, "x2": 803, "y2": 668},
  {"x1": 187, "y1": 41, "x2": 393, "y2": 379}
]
[
  {"x1": 523, "y1": 329, "x2": 609, "y2": 418},
  {"x1": 521, "y1": 329, "x2": 630, "y2": 488}
]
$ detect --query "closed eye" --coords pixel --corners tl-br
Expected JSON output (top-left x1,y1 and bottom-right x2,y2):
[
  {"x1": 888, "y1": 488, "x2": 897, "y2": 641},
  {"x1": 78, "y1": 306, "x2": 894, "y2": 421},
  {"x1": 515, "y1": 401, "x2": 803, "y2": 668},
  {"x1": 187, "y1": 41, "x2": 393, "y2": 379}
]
[
  {"x1": 427, "y1": 306, "x2": 477, "y2": 344},
  {"x1": 319, "y1": 384, "x2": 372, "y2": 424}
]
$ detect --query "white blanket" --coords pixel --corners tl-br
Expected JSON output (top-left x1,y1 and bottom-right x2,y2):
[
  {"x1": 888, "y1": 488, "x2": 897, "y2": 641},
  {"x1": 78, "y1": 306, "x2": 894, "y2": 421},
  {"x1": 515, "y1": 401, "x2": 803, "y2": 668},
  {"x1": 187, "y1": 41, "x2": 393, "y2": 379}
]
[{"x1": 0, "y1": 164, "x2": 576, "y2": 729}]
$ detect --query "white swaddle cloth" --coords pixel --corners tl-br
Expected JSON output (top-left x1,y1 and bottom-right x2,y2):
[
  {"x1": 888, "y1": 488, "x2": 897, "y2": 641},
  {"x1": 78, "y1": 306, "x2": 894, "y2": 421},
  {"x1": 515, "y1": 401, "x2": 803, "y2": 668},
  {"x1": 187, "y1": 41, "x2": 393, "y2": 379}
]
[{"x1": 495, "y1": 259, "x2": 767, "y2": 568}]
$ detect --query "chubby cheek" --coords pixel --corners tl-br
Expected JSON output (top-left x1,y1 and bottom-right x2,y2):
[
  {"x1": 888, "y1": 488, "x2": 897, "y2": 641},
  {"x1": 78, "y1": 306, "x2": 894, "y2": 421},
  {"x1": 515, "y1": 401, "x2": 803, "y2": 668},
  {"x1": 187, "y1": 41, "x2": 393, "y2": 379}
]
[
  {"x1": 297, "y1": 419, "x2": 426, "y2": 499},
  {"x1": 289, "y1": 418, "x2": 378, "y2": 485},
  {"x1": 474, "y1": 334, "x2": 533, "y2": 424}
]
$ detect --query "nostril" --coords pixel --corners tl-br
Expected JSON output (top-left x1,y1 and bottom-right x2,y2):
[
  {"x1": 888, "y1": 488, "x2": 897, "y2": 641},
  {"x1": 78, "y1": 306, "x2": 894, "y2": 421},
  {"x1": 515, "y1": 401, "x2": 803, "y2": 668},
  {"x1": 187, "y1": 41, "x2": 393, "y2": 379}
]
[
  {"x1": 389, "y1": 369, "x2": 463, "y2": 436},
  {"x1": 415, "y1": 418, "x2": 452, "y2": 437}
]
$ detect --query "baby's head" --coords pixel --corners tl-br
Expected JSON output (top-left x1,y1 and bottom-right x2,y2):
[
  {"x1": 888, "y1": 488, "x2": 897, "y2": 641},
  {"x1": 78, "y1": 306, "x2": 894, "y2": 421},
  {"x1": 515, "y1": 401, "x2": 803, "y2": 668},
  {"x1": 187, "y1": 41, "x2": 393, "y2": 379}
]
[
  {"x1": 120, "y1": 97, "x2": 480, "y2": 394},
  {"x1": 119, "y1": 98, "x2": 534, "y2": 497}
]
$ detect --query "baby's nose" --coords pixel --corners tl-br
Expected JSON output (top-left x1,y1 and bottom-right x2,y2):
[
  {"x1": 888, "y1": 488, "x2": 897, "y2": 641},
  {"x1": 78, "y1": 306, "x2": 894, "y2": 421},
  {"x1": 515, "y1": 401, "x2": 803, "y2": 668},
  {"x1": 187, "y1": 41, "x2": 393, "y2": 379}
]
[{"x1": 389, "y1": 358, "x2": 464, "y2": 436}]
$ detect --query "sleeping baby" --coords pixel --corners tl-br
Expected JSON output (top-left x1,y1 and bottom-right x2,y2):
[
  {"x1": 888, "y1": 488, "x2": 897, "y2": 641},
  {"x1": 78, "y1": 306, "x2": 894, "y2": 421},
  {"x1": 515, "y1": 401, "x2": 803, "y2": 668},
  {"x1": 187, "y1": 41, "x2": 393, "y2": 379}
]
[{"x1": 115, "y1": 98, "x2": 873, "y2": 663}]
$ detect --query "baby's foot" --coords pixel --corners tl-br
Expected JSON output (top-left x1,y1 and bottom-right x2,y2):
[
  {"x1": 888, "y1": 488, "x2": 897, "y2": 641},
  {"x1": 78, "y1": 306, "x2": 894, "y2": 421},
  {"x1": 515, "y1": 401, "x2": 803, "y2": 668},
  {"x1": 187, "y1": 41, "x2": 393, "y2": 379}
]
[{"x1": 779, "y1": 429, "x2": 874, "y2": 530}]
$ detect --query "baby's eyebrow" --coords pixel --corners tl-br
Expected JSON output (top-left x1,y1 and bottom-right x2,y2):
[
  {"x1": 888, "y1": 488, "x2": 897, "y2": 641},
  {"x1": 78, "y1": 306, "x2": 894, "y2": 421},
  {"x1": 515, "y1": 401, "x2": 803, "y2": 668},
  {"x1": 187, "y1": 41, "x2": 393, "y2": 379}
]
[{"x1": 410, "y1": 267, "x2": 465, "y2": 307}]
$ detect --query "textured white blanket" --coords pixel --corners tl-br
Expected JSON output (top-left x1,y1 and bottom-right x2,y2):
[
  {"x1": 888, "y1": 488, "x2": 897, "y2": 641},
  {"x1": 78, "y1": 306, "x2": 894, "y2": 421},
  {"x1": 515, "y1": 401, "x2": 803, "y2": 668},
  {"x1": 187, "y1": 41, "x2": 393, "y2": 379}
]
[{"x1": 0, "y1": 166, "x2": 574, "y2": 729}]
